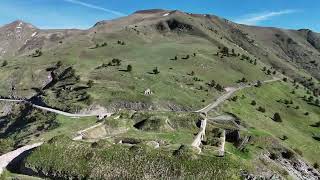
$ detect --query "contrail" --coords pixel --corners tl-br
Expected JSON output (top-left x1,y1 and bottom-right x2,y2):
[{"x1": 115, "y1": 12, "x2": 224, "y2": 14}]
[
  {"x1": 63, "y1": 0, "x2": 126, "y2": 16},
  {"x1": 236, "y1": 9, "x2": 299, "y2": 25}
]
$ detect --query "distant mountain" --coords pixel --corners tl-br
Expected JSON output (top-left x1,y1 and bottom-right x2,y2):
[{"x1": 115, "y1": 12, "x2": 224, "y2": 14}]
[{"x1": 1, "y1": 10, "x2": 319, "y2": 82}]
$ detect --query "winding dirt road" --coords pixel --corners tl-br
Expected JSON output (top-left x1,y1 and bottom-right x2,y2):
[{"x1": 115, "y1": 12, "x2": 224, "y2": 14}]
[
  {"x1": 191, "y1": 77, "x2": 280, "y2": 152},
  {"x1": 196, "y1": 78, "x2": 280, "y2": 114},
  {"x1": 0, "y1": 77, "x2": 281, "y2": 174},
  {"x1": 0, "y1": 142, "x2": 43, "y2": 175},
  {"x1": 0, "y1": 99, "x2": 112, "y2": 119}
]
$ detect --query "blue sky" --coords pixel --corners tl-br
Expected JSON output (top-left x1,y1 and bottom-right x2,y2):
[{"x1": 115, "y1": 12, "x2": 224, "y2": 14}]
[{"x1": 0, "y1": 0, "x2": 319, "y2": 32}]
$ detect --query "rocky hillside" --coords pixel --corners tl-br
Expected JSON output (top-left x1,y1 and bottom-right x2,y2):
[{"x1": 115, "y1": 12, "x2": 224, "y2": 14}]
[{"x1": 0, "y1": 20, "x2": 83, "y2": 58}]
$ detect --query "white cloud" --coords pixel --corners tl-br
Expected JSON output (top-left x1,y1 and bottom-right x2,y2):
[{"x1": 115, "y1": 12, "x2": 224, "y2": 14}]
[
  {"x1": 236, "y1": 9, "x2": 299, "y2": 25},
  {"x1": 63, "y1": 0, "x2": 126, "y2": 16}
]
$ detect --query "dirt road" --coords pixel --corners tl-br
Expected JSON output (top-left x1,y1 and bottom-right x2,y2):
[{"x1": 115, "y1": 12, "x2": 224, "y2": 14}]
[
  {"x1": 0, "y1": 142, "x2": 43, "y2": 175},
  {"x1": 0, "y1": 99, "x2": 112, "y2": 119},
  {"x1": 196, "y1": 78, "x2": 280, "y2": 114}
]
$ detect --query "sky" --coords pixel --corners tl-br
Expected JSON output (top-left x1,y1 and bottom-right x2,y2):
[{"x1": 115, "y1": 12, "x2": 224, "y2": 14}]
[{"x1": 0, "y1": 0, "x2": 319, "y2": 32}]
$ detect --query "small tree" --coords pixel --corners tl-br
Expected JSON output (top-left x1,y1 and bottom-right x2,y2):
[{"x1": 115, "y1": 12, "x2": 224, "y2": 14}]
[
  {"x1": 215, "y1": 84, "x2": 224, "y2": 92},
  {"x1": 273, "y1": 112, "x2": 282, "y2": 122},
  {"x1": 231, "y1": 96, "x2": 238, "y2": 102},
  {"x1": 256, "y1": 80, "x2": 262, "y2": 87},
  {"x1": 267, "y1": 69, "x2": 271, "y2": 75},
  {"x1": 221, "y1": 47, "x2": 229, "y2": 55},
  {"x1": 87, "y1": 80, "x2": 94, "y2": 88},
  {"x1": 56, "y1": 61, "x2": 63, "y2": 67},
  {"x1": 240, "y1": 77, "x2": 247, "y2": 83},
  {"x1": 283, "y1": 77, "x2": 288, "y2": 82},
  {"x1": 262, "y1": 67, "x2": 267, "y2": 71},
  {"x1": 208, "y1": 80, "x2": 216, "y2": 87},
  {"x1": 153, "y1": 67, "x2": 160, "y2": 74},
  {"x1": 127, "y1": 64, "x2": 132, "y2": 72},
  {"x1": 184, "y1": 55, "x2": 190, "y2": 59},
  {"x1": 112, "y1": 58, "x2": 121, "y2": 66},
  {"x1": 257, "y1": 106, "x2": 266, "y2": 113},
  {"x1": 231, "y1": 49, "x2": 235, "y2": 56},
  {"x1": 251, "y1": 100, "x2": 257, "y2": 106},
  {"x1": 308, "y1": 96, "x2": 314, "y2": 102},
  {"x1": 1, "y1": 60, "x2": 8, "y2": 67}
]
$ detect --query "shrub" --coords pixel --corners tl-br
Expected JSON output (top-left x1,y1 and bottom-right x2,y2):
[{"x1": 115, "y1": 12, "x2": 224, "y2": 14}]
[
  {"x1": 172, "y1": 56, "x2": 178, "y2": 60},
  {"x1": 283, "y1": 78, "x2": 288, "y2": 82},
  {"x1": 304, "y1": 112, "x2": 309, "y2": 116},
  {"x1": 208, "y1": 80, "x2": 216, "y2": 87},
  {"x1": 153, "y1": 67, "x2": 160, "y2": 74},
  {"x1": 255, "y1": 81, "x2": 262, "y2": 87},
  {"x1": 231, "y1": 96, "x2": 238, "y2": 102},
  {"x1": 262, "y1": 67, "x2": 267, "y2": 71},
  {"x1": 56, "y1": 61, "x2": 63, "y2": 67},
  {"x1": 1, "y1": 60, "x2": 8, "y2": 67},
  {"x1": 280, "y1": 135, "x2": 288, "y2": 141},
  {"x1": 281, "y1": 150, "x2": 295, "y2": 159},
  {"x1": 182, "y1": 55, "x2": 190, "y2": 59},
  {"x1": 314, "y1": 162, "x2": 319, "y2": 169},
  {"x1": 117, "y1": 40, "x2": 125, "y2": 45},
  {"x1": 313, "y1": 134, "x2": 320, "y2": 141},
  {"x1": 273, "y1": 113, "x2": 282, "y2": 122},
  {"x1": 87, "y1": 80, "x2": 94, "y2": 88},
  {"x1": 267, "y1": 69, "x2": 271, "y2": 75},
  {"x1": 311, "y1": 121, "x2": 320, "y2": 127},
  {"x1": 251, "y1": 100, "x2": 256, "y2": 106},
  {"x1": 221, "y1": 47, "x2": 229, "y2": 55},
  {"x1": 237, "y1": 77, "x2": 248, "y2": 83},
  {"x1": 215, "y1": 84, "x2": 224, "y2": 92},
  {"x1": 127, "y1": 65, "x2": 132, "y2": 72},
  {"x1": 257, "y1": 106, "x2": 266, "y2": 113},
  {"x1": 32, "y1": 49, "x2": 42, "y2": 57},
  {"x1": 111, "y1": 58, "x2": 122, "y2": 66},
  {"x1": 269, "y1": 153, "x2": 279, "y2": 160}
]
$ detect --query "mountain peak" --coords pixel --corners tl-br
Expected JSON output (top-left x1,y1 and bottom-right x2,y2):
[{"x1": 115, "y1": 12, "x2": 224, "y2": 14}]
[
  {"x1": 1, "y1": 20, "x2": 37, "y2": 30},
  {"x1": 133, "y1": 9, "x2": 167, "y2": 14}
]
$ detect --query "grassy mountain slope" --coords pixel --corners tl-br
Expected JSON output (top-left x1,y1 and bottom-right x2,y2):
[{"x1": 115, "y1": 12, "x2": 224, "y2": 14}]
[{"x1": 0, "y1": 9, "x2": 319, "y2": 179}]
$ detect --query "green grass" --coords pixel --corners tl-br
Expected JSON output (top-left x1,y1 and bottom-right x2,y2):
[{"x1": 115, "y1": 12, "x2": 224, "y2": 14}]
[
  {"x1": 23, "y1": 136, "x2": 243, "y2": 179},
  {"x1": 0, "y1": 30, "x2": 270, "y2": 111},
  {"x1": 83, "y1": 111, "x2": 200, "y2": 145},
  {"x1": 36, "y1": 115, "x2": 97, "y2": 142},
  {"x1": 0, "y1": 170, "x2": 43, "y2": 180},
  {"x1": 222, "y1": 81, "x2": 320, "y2": 164}
]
